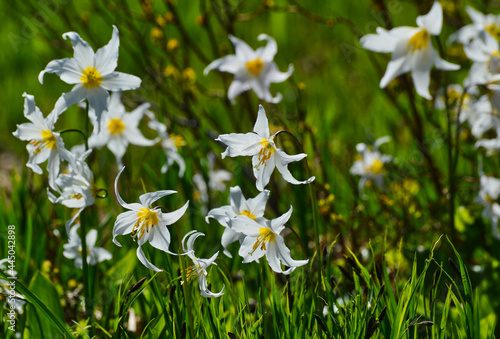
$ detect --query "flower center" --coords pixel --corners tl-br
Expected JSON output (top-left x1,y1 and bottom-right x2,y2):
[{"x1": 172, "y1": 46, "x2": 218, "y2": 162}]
[
  {"x1": 169, "y1": 134, "x2": 186, "y2": 148},
  {"x1": 133, "y1": 208, "x2": 159, "y2": 240},
  {"x1": 486, "y1": 23, "x2": 500, "y2": 38},
  {"x1": 485, "y1": 193, "x2": 496, "y2": 204},
  {"x1": 246, "y1": 58, "x2": 264, "y2": 76},
  {"x1": 408, "y1": 29, "x2": 429, "y2": 52},
  {"x1": 108, "y1": 118, "x2": 126, "y2": 135},
  {"x1": 181, "y1": 261, "x2": 205, "y2": 284},
  {"x1": 238, "y1": 210, "x2": 256, "y2": 220},
  {"x1": 254, "y1": 138, "x2": 275, "y2": 170},
  {"x1": 30, "y1": 130, "x2": 57, "y2": 155},
  {"x1": 70, "y1": 193, "x2": 84, "y2": 200},
  {"x1": 366, "y1": 158, "x2": 384, "y2": 175},
  {"x1": 80, "y1": 67, "x2": 103, "y2": 89},
  {"x1": 249, "y1": 228, "x2": 276, "y2": 255}
]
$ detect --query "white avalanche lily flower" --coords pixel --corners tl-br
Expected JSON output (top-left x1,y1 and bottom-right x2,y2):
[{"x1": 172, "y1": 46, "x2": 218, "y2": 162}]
[
  {"x1": 89, "y1": 92, "x2": 155, "y2": 168},
  {"x1": 228, "y1": 206, "x2": 308, "y2": 274},
  {"x1": 206, "y1": 186, "x2": 270, "y2": 257},
  {"x1": 450, "y1": 7, "x2": 500, "y2": 48},
  {"x1": 360, "y1": 1, "x2": 459, "y2": 99},
  {"x1": 181, "y1": 231, "x2": 224, "y2": 298},
  {"x1": 39, "y1": 26, "x2": 142, "y2": 131},
  {"x1": 475, "y1": 173, "x2": 500, "y2": 239},
  {"x1": 350, "y1": 136, "x2": 392, "y2": 195},
  {"x1": 63, "y1": 225, "x2": 112, "y2": 268},
  {"x1": 48, "y1": 149, "x2": 97, "y2": 235},
  {"x1": 434, "y1": 84, "x2": 476, "y2": 123},
  {"x1": 204, "y1": 34, "x2": 293, "y2": 104},
  {"x1": 146, "y1": 111, "x2": 186, "y2": 177},
  {"x1": 464, "y1": 37, "x2": 500, "y2": 86},
  {"x1": 113, "y1": 167, "x2": 189, "y2": 272},
  {"x1": 216, "y1": 105, "x2": 314, "y2": 191},
  {"x1": 13, "y1": 93, "x2": 72, "y2": 190}
]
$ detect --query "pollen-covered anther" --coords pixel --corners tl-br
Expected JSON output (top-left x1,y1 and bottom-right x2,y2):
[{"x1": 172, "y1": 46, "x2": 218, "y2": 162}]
[
  {"x1": 246, "y1": 58, "x2": 264, "y2": 76},
  {"x1": 132, "y1": 208, "x2": 159, "y2": 240},
  {"x1": 108, "y1": 118, "x2": 126, "y2": 135},
  {"x1": 365, "y1": 158, "x2": 384, "y2": 175},
  {"x1": 80, "y1": 66, "x2": 103, "y2": 89},
  {"x1": 249, "y1": 228, "x2": 276, "y2": 255},
  {"x1": 254, "y1": 138, "x2": 275, "y2": 170},
  {"x1": 181, "y1": 263, "x2": 204, "y2": 284},
  {"x1": 408, "y1": 29, "x2": 429, "y2": 52},
  {"x1": 239, "y1": 210, "x2": 256, "y2": 220},
  {"x1": 29, "y1": 130, "x2": 57, "y2": 155},
  {"x1": 169, "y1": 134, "x2": 186, "y2": 147}
]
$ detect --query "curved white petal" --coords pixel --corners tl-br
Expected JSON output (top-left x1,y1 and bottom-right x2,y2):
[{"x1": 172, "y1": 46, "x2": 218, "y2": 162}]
[
  {"x1": 95, "y1": 25, "x2": 119, "y2": 75},
  {"x1": 416, "y1": 2, "x2": 442, "y2": 35},
  {"x1": 229, "y1": 35, "x2": 256, "y2": 60},
  {"x1": 253, "y1": 105, "x2": 270, "y2": 138},
  {"x1": 53, "y1": 85, "x2": 88, "y2": 116},
  {"x1": 161, "y1": 200, "x2": 189, "y2": 225},
  {"x1": 217, "y1": 132, "x2": 263, "y2": 158},
  {"x1": 139, "y1": 190, "x2": 177, "y2": 207},
  {"x1": 411, "y1": 69, "x2": 432, "y2": 100},
  {"x1": 101, "y1": 72, "x2": 142, "y2": 91},
  {"x1": 227, "y1": 78, "x2": 252, "y2": 104},
  {"x1": 62, "y1": 31, "x2": 95, "y2": 70},
  {"x1": 39, "y1": 58, "x2": 82, "y2": 85},
  {"x1": 136, "y1": 245, "x2": 162, "y2": 272},
  {"x1": 204, "y1": 55, "x2": 242, "y2": 75},
  {"x1": 257, "y1": 34, "x2": 277, "y2": 62}
]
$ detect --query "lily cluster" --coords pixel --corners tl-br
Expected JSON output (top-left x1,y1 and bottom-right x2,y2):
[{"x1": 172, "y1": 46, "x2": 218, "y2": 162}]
[
  {"x1": 14, "y1": 26, "x2": 312, "y2": 300},
  {"x1": 360, "y1": 2, "x2": 500, "y2": 238},
  {"x1": 13, "y1": 26, "x2": 187, "y2": 271}
]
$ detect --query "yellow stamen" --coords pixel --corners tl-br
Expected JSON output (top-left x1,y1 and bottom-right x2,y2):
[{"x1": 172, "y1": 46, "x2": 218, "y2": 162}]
[
  {"x1": 249, "y1": 228, "x2": 276, "y2": 255},
  {"x1": 30, "y1": 130, "x2": 57, "y2": 155},
  {"x1": 254, "y1": 138, "x2": 275, "y2": 170},
  {"x1": 246, "y1": 58, "x2": 264, "y2": 76},
  {"x1": 408, "y1": 29, "x2": 429, "y2": 52},
  {"x1": 70, "y1": 193, "x2": 84, "y2": 200},
  {"x1": 108, "y1": 118, "x2": 126, "y2": 135},
  {"x1": 80, "y1": 66, "x2": 103, "y2": 89},
  {"x1": 169, "y1": 134, "x2": 186, "y2": 147},
  {"x1": 486, "y1": 23, "x2": 500, "y2": 38},
  {"x1": 239, "y1": 210, "x2": 256, "y2": 220},
  {"x1": 366, "y1": 158, "x2": 384, "y2": 175},
  {"x1": 181, "y1": 262, "x2": 204, "y2": 284},
  {"x1": 485, "y1": 194, "x2": 496, "y2": 204},
  {"x1": 132, "y1": 208, "x2": 159, "y2": 240}
]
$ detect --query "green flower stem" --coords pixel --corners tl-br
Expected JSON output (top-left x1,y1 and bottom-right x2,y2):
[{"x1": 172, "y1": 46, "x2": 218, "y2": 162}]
[
  {"x1": 59, "y1": 128, "x2": 89, "y2": 150},
  {"x1": 81, "y1": 101, "x2": 94, "y2": 336}
]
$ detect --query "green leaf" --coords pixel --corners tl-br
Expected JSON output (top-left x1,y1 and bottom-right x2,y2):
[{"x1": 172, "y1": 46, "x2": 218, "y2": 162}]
[{"x1": 15, "y1": 271, "x2": 73, "y2": 338}]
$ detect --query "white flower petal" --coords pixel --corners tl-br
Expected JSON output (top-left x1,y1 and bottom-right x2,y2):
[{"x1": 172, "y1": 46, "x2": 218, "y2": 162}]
[
  {"x1": 112, "y1": 210, "x2": 139, "y2": 246},
  {"x1": 86, "y1": 229, "x2": 98, "y2": 248},
  {"x1": 39, "y1": 58, "x2": 82, "y2": 85},
  {"x1": 62, "y1": 31, "x2": 96, "y2": 70},
  {"x1": 411, "y1": 69, "x2": 432, "y2": 100},
  {"x1": 206, "y1": 205, "x2": 235, "y2": 226},
  {"x1": 53, "y1": 85, "x2": 87, "y2": 116},
  {"x1": 263, "y1": 63, "x2": 294, "y2": 84},
  {"x1": 87, "y1": 87, "x2": 110, "y2": 130},
  {"x1": 416, "y1": 2, "x2": 442, "y2": 35},
  {"x1": 95, "y1": 26, "x2": 119, "y2": 75},
  {"x1": 227, "y1": 78, "x2": 252, "y2": 104},
  {"x1": 229, "y1": 35, "x2": 256, "y2": 60},
  {"x1": 217, "y1": 132, "x2": 263, "y2": 158},
  {"x1": 139, "y1": 190, "x2": 177, "y2": 207},
  {"x1": 161, "y1": 200, "x2": 189, "y2": 225},
  {"x1": 204, "y1": 55, "x2": 242, "y2": 75},
  {"x1": 253, "y1": 153, "x2": 276, "y2": 191},
  {"x1": 257, "y1": 34, "x2": 277, "y2": 62},
  {"x1": 136, "y1": 245, "x2": 162, "y2": 272},
  {"x1": 269, "y1": 206, "x2": 293, "y2": 234},
  {"x1": 253, "y1": 105, "x2": 271, "y2": 138},
  {"x1": 101, "y1": 72, "x2": 142, "y2": 91},
  {"x1": 148, "y1": 225, "x2": 173, "y2": 253}
]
